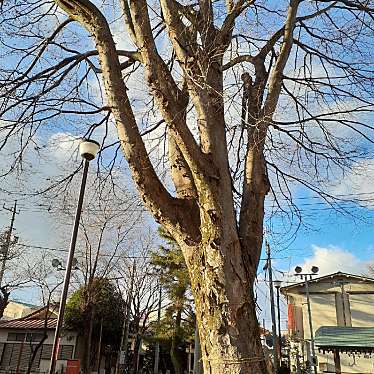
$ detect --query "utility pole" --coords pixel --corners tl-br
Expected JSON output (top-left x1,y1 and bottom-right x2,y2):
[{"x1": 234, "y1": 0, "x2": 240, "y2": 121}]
[
  {"x1": 294, "y1": 266, "x2": 318, "y2": 374},
  {"x1": 266, "y1": 241, "x2": 279, "y2": 374},
  {"x1": 0, "y1": 200, "x2": 18, "y2": 287},
  {"x1": 274, "y1": 281, "x2": 282, "y2": 363},
  {"x1": 153, "y1": 284, "x2": 162, "y2": 374},
  {"x1": 303, "y1": 276, "x2": 317, "y2": 374}
]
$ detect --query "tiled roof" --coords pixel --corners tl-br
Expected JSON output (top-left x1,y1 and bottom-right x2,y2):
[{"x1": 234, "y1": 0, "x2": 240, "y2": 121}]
[
  {"x1": 0, "y1": 305, "x2": 60, "y2": 330},
  {"x1": 315, "y1": 326, "x2": 374, "y2": 350},
  {"x1": 0, "y1": 318, "x2": 57, "y2": 330}
]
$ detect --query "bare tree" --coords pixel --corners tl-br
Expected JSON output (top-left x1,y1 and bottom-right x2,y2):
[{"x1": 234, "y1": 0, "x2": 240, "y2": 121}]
[
  {"x1": 0, "y1": 1, "x2": 374, "y2": 373},
  {"x1": 0, "y1": 232, "x2": 35, "y2": 319},
  {"x1": 22, "y1": 252, "x2": 63, "y2": 374},
  {"x1": 55, "y1": 181, "x2": 144, "y2": 374},
  {"x1": 111, "y1": 233, "x2": 161, "y2": 374}
]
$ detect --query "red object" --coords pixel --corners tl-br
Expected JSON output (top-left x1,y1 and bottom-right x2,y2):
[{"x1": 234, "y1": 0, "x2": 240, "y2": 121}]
[{"x1": 66, "y1": 359, "x2": 80, "y2": 374}]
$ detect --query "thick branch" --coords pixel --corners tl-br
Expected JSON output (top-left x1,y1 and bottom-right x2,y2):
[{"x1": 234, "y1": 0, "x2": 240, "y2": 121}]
[
  {"x1": 222, "y1": 54, "x2": 256, "y2": 70},
  {"x1": 238, "y1": 1, "x2": 300, "y2": 273},
  {"x1": 218, "y1": 0, "x2": 255, "y2": 49},
  {"x1": 257, "y1": 2, "x2": 337, "y2": 60},
  {"x1": 262, "y1": 0, "x2": 299, "y2": 117},
  {"x1": 129, "y1": 0, "x2": 213, "y2": 181},
  {"x1": 53, "y1": 0, "x2": 197, "y2": 240}
]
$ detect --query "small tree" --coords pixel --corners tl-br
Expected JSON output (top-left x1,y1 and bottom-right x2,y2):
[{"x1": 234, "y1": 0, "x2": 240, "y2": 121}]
[
  {"x1": 22, "y1": 252, "x2": 63, "y2": 374},
  {"x1": 65, "y1": 278, "x2": 124, "y2": 374},
  {"x1": 151, "y1": 228, "x2": 193, "y2": 374}
]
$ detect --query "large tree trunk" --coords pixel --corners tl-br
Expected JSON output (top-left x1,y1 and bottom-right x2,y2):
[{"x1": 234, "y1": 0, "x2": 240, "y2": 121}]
[
  {"x1": 183, "y1": 237, "x2": 267, "y2": 374},
  {"x1": 52, "y1": 3, "x2": 277, "y2": 373}
]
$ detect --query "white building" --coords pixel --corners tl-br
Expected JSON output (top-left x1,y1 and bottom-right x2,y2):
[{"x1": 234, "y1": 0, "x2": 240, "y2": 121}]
[
  {"x1": 3, "y1": 300, "x2": 39, "y2": 320},
  {"x1": 282, "y1": 272, "x2": 374, "y2": 373},
  {"x1": 0, "y1": 306, "x2": 78, "y2": 374}
]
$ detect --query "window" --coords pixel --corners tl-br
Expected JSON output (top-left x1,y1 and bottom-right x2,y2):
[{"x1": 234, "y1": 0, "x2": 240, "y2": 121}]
[
  {"x1": 7, "y1": 332, "x2": 45, "y2": 342},
  {"x1": 7, "y1": 333, "x2": 25, "y2": 342},
  {"x1": 26, "y1": 333, "x2": 44, "y2": 342},
  {"x1": 41, "y1": 345, "x2": 74, "y2": 360}
]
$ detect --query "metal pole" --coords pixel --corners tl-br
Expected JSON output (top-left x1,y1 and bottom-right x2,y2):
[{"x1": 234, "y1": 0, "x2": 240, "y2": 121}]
[
  {"x1": 304, "y1": 276, "x2": 317, "y2": 374},
  {"x1": 153, "y1": 284, "x2": 162, "y2": 374},
  {"x1": 0, "y1": 200, "x2": 18, "y2": 287},
  {"x1": 49, "y1": 160, "x2": 90, "y2": 374},
  {"x1": 276, "y1": 286, "x2": 282, "y2": 363},
  {"x1": 266, "y1": 242, "x2": 279, "y2": 374}
]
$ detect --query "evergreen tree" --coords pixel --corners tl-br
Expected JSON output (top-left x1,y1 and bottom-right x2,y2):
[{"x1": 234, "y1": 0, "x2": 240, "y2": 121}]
[
  {"x1": 65, "y1": 278, "x2": 124, "y2": 374},
  {"x1": 151, "y1": 228, "x2": 194, "y2": 374}
]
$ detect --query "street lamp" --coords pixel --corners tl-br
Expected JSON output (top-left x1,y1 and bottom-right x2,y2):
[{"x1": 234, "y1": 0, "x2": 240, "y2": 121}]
[
  {"x1": 273, "y1": 280, "x2": 282, "y2": 364},
  {"x1": 52, "y1": 258, "x2": 79, "y2": 271},
  {"x1": 49, "y1": 139, "x2": 100, "y2": 374},
  {"x1": 294, "y1": 266, "x2": 319, "y2": 374}
]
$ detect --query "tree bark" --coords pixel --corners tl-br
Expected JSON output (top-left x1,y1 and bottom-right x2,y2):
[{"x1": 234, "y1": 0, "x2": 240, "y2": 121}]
[
  {"x1": 184, "y1": 237, "x2": 267, "y2": 374},
  {"x1": 50, "y1": 2, "x2": 295, "y2": 373},
  {"x1": 0, "y1": 286, "x2": 10, "y2": 319}
]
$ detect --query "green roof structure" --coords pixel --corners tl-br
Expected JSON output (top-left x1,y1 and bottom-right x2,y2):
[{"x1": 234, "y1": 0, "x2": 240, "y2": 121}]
[{"x1": 315, "y1": 326, "x2": 374, "y2": 354}]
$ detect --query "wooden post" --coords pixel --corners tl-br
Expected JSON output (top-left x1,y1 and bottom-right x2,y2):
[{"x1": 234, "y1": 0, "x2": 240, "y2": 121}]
[{"x1": 333, "y1": 349, "x2": 341, "y2": 374}]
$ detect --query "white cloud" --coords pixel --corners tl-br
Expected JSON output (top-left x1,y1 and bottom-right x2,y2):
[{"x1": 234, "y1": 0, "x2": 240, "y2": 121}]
[
  {"x1": 111, "y1": 18, "x2": 135, "y2": 51},
  {"x1": 47, "y1": 132, "x2": 81, "y2": 162},
  {"x1": 328, "y1": 159, "x2": 374, "y2": 206},
  {"x1": 300, "y1": 245, "x2": 369, "y2": 277}
]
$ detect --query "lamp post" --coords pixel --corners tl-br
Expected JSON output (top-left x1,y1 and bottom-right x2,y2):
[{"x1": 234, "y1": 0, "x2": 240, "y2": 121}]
[
  {"x1": 273, "y1": 280, "x2": 282, "y2": 365},
  {"x1": 52, "y1": 258, "x2": 79, "y2": 272},
  {"x1": 294, "y1": 266, "x2": 319, "y2": 374},
  {"x1": 48, "y1": 139, "x2": 100, "y2": 374}
]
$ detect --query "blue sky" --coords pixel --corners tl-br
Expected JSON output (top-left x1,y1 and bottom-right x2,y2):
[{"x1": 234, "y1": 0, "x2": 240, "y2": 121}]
[
  {"x1": 1, "y1": 177, "x2": 373, "y2": 308},
  {"x1": 0, "y1": 2, "x2": 373, "y2": 327}
]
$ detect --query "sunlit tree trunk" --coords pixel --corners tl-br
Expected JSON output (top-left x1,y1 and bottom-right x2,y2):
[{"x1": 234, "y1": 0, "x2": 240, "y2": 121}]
[{"x1": 52, "y1": 1, "x2": 298, "y2": 372}]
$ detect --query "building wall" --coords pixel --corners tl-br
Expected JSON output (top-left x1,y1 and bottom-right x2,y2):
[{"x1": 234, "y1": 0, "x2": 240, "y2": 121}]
[
  {"x1": 0, "y1": 328, "x2": 78, "y2": 373},
  {"x1": 349, "y1": 294, "x2": 374, "y2": 327},
  {"x1": 285, "y1": 275, "x2": 374, "y2": 373},
  {"x1": 302, "y1": 293, "x2": 337, "y2": 340},
  {"x1": 3, "y1": 302, "x2": 36, "y2": 320}
]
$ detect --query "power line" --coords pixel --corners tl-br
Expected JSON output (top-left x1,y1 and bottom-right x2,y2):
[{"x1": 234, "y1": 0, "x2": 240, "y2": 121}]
[
  {"x1": 16, "y1": 243, "x2": 153, "y2": 259},
  {"x1": 3, "y1": 190, "x2": 374, "y2": 213}
]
